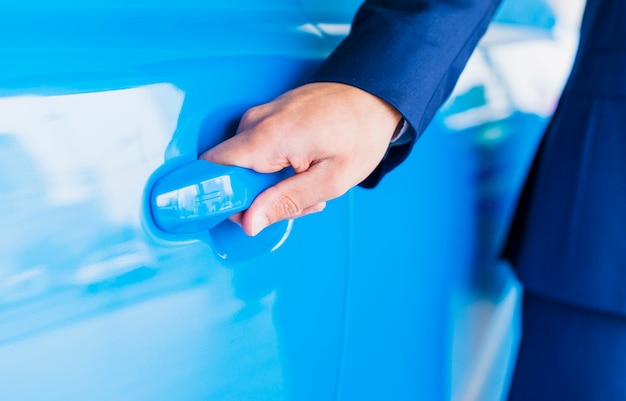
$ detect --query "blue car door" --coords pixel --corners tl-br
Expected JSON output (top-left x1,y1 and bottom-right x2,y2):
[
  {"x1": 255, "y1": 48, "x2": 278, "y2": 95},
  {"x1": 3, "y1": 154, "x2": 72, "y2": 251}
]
[
  {"x1": 0, "y1": 0, "x2": 550, "y2": 400},
  {"x1": 0, "y1": 2, "x2": 355, "y2": 400}
]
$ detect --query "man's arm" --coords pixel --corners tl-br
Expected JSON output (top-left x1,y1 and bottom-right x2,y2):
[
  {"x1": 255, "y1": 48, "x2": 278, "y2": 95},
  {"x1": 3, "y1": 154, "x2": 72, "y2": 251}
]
[
  {"x1": 201, "y1": 0, "x2": 502, "y2": 236},
  {"x1": 310, "y1": 0, "x2": 502, "y2": 186}
]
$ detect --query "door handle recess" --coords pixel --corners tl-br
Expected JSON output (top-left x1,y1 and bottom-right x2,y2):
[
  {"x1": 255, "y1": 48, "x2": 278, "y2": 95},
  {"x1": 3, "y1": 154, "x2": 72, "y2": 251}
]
[{"x1": 149, "y1": 159, "x2": 290, "y2": 235}]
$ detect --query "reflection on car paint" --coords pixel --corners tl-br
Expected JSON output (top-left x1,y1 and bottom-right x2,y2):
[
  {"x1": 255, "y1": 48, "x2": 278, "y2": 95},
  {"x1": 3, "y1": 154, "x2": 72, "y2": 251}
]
[
  {"x1": 0, "y1": 49, "x2": 352, "y2": 400},
  {"x1": 72, "y1": 240, "x2": 158, "y2": 292},
  {"x1": 156, "y1": 175, "x2": 237, "y2": 219},
  {"x1": 0, "y1": 85, "x2": 212, "y2": 341},
  {"x1": 0, "y1": 1, "x2": 583, "y2": 400}
]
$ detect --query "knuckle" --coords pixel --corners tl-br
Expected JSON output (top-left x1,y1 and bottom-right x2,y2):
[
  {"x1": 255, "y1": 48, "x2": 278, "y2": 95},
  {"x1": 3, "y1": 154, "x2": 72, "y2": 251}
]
[
  {"x1": 273, "y1": 192, "x2": 302, "y2": 221},
  {"x1": 241, "y1": 105, "x2": 263, "y2": 122},
  {"x1": 254, "y1": 185, "x2": 304, "y2": 225},
  {"x1": 254, "y1": 113, "x2": 281, "y2": 135}
]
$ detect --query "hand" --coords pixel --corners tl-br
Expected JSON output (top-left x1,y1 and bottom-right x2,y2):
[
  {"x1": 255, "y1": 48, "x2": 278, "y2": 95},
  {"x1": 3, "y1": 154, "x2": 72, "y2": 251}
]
[{"x1": 200, "y1": 82, "x2": 401, "y2": 236}]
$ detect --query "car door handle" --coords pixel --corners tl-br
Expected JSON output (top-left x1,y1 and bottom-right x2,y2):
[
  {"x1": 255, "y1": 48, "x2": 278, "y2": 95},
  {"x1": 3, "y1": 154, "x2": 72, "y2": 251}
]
[{"x1": 148, "y1": 159, "x2": 290, "y2": 235}]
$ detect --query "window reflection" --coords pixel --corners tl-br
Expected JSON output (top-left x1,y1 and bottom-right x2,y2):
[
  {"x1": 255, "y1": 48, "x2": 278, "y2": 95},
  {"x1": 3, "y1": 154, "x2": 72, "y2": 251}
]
[
  {"x1": 156, "y1": 175, "x2": 243, "y2": 223},
  {"x1": 0, "y1": 84, "x2": 215, "y2": 343}
]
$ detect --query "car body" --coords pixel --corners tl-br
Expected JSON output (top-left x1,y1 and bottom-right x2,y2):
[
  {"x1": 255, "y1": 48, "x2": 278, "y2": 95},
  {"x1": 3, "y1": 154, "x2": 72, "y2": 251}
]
[{"x1": 0, "y1": 0, "x2": 581, "y2": 400}]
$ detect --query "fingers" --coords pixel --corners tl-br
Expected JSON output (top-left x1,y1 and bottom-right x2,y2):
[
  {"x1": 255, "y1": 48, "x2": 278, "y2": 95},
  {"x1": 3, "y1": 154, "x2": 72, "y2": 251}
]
[
  {"x1": 227, "y1": 211, "x2": 244, "y2": 227},
  {"x1": 199, "y1": 82, "x2": 403, "y2": 236},
  {"x1": 203, "y1": 133, "x2": 333, "y2": 236},
  {"x1": 200, "y1": 135, "x2": 251, "y2": 168},
  {"x1": 200, "y1": 128, "x2": 276, "y2": 172}
]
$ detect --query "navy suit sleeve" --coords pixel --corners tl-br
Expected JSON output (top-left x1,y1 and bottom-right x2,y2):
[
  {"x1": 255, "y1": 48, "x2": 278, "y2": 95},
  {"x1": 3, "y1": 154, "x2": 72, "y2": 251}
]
[{"x1": 308, "y1": 0, "x2": 502, "y2": 187}]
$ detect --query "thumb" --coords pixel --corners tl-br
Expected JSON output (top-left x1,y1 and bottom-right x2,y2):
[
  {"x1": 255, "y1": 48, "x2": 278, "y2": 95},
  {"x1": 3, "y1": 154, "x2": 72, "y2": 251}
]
[{"x1": 240, "y1": 161, "x2": 341, "y2": 236}]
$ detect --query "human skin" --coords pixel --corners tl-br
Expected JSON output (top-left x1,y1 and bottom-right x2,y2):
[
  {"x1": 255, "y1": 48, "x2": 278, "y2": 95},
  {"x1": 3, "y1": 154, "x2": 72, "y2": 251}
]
[{"x1": 200, "y1": 81, "x2": 402, "y2": 236}]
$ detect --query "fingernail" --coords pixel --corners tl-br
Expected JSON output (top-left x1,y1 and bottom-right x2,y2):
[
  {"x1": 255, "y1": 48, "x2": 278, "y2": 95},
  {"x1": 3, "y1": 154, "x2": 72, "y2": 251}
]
[{"x1": 250, "y1": 214, "x2": 268, "y2": 236}]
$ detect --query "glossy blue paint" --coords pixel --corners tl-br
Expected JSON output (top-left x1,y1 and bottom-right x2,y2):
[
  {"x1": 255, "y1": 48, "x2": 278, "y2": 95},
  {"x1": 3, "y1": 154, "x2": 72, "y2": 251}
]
[
  {"x1": 0, "y1": 2, "x2": 351, "y2": 400},
  {"x1": 148, "y1": 160, "x2": 290, "y2": 234},
  {"x1": 0, "y1": 0, "x2": 550, "y2": 400}
]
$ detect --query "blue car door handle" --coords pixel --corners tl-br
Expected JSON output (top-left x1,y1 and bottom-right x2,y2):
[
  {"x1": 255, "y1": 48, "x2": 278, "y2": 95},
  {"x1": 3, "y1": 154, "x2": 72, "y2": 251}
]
[{"x1": 149, "y1": 160, "x2": 290, "y2": 234}]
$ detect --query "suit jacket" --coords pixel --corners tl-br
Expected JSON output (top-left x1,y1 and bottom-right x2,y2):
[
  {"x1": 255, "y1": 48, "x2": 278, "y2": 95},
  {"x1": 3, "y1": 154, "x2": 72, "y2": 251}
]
[
  {"x1": 311, "y1": 0, "x2": 626, "y2": 316},
  {"x1": 504, "y1": 0, "x2": 626, "y2": 316},
  {"x1": 309, "y1": 0, "x2": 502, "y2": 186}
]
